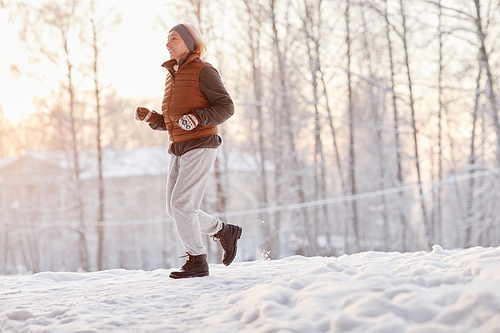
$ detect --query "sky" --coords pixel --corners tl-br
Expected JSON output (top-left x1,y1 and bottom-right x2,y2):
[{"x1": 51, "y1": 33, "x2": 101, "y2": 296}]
[
  {"x1": 0, "y1": 0, "x2": 178, "y2": 123},
  {"x1": 1, "y1": 245, "x2": 500, "y2": 332}
]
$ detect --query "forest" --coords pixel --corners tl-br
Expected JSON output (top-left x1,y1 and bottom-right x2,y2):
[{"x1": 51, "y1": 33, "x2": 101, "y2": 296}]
[{"x1": 0, "y1": 0, "x2": 500, "y2": 273}]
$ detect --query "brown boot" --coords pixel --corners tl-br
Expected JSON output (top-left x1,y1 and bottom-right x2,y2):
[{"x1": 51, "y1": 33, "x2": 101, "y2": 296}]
[
  {"x1": 169, "y1": 253, "x2": 209, "y2": 279},
  {"x1": 212, "y1": 222, "x2": 242, "y2": 266}
]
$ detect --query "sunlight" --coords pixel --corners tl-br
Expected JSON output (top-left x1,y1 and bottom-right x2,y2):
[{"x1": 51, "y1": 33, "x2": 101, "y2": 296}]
[
  {"x1": 0, "y1": 74, "x2": 36, "y2": 123},
  {"x1": 0, "y1": 15, "x2": 34, "y2": 123},
  {"x1": 0, "y1": 0, "x2": 174, "y2": 123}
]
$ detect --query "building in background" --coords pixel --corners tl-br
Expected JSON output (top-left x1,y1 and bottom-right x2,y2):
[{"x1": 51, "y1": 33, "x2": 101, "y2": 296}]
[{"x1": 0, "y1": 147, "x2": 270, "y2": 274}]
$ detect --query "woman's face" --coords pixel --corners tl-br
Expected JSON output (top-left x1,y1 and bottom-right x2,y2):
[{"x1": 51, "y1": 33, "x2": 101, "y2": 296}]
[{"x1": 166, "y1": 31, "x2": 190, "y2": 62}]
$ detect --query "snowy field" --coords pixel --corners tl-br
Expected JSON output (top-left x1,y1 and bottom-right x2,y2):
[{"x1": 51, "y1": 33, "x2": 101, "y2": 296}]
[{"x1": 1, "y1": 245, "x2": 500, "y2": 333}]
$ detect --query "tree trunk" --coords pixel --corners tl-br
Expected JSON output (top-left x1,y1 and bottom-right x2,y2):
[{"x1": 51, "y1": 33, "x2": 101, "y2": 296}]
[
  {"x1": 270, "y1": 0, "x2": 309, "y2": 257},
  {"x1": 384, "y1": 0, "x2": 408, "y2": 251},
  {"x1": 360, "y1": 5, "x2": 390, "y2": 251},
  {"x1": 89, "y1": 0, "x2": 105, "y2": 271},
  {"x1": 473, "y1": 0, "x2": 500, "y2": 166},
  {"x1": 244, "y1": 0, "x2": 271, "y2": 256},
  {"x1": 62, "y1": 20, "x2": 89, "y2": 272},
  {"x1": 345, "y1": 0, "x2": 360, "y2": 253},
  {"x1": 303, "y1": 0, "x2": 331, "y2": 253},
  {"x1": 436, "y1": 0, "x2": 444, "y2": 245},
  {"x1": 399, "y1": 0, "x2": 431, "y2": 249},
  {"x1": 466, "y1": 63, "x2": 482, "y2": 246}
]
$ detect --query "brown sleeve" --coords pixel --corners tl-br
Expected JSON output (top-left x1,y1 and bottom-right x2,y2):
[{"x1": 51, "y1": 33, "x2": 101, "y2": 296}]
[
  {"x1": 148, "y1": 111, "x2": 167, "y2": 131},
  {"x1": 195, "y1": 65, "x2": 234, "y2": 126}
]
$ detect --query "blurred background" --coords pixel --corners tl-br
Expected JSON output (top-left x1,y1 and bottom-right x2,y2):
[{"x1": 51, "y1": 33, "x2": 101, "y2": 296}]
[{"x1": 1, "y1": 0, "x2": 500, "y2": 274}]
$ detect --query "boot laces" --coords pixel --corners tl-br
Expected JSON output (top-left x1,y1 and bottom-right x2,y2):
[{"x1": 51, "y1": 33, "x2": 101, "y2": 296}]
[
  {"x1": 211, "y1": 232, "x2": 228, "y2": 250},
  {"x1": 179, "y1": 253, "x2": 195, "y2": 269}
]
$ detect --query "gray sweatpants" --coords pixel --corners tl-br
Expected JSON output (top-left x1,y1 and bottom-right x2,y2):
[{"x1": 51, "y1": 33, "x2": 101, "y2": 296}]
[{"x1": 166, "y1": 148, "x2": 223, "y2": 255}]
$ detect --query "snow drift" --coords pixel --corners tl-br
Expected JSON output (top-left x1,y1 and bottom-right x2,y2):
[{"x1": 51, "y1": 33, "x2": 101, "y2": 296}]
[{"x1": 1, "y1": 245, "x2": 500, "y2": 332}]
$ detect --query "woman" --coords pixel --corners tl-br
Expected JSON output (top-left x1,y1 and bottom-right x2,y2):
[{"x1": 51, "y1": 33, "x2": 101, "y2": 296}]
[{"x1": 135, "y1": 23, "x2": 242, "y2": 279}]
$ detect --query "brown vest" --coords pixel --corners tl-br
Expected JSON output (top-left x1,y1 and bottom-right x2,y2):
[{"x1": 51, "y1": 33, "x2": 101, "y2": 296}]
[{"x1": 161, "y1": 54, "x2": 218, "y2": 143}]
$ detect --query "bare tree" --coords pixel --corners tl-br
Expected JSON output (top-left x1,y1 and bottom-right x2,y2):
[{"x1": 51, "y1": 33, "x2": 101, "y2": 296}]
[
  {"x1": 465, "y1": 0, "x2": 499, "y2": 246},
  {"x1": 271, "y1": 0, "x2": 315, "y2": 256},
  {"x1": 86, "y1": 0, "x2": 106, "y2": 271},
  {"x1": 466, "y1": 50, "x2": 483, "y2": 246},
  {"x1": 426, "y1": 0, "x2": 500, "y2": 249},
  {"x1": 399, "y1": 0, "x2": 431, "y2": 249},
  {"x1": 473, "y1": 0, "x2": 500, "y2": 167},
  {"x1": 301, "y1": 0, "x2": 332, "y2": 253},
  {"x1": 380, "y1": 0, "x2": 409, "y2": 251},
  {"x1": 358, "y1": 4, "x2": 392, "y2": 251},
  {"x1": 240, "y1": 0, "x2": 274, "y2": 254},
  {"x1": 85, "y1": 0, "x2": 120, "y2": 270},
  {"x1": 17, "y1": 0, "x2": 91, "y2": 270},
  {"x1": 435, "y1": 0, "x2": 444, "y2": 246},
  {"x1": 344, "y1": 0, "x2": 361, "y2": 252}
]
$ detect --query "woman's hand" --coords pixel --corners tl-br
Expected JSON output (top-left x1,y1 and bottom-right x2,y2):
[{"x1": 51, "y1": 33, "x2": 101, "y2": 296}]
[
  {"x1": 177, "y1": 114, "x2": 200, "y2": 131},
  {"x1": 135, "y1": 107, "x2": 152, "y2": 121},
  {"x1": 135, "y1": 107, "x2": 163, "y2": 125}
]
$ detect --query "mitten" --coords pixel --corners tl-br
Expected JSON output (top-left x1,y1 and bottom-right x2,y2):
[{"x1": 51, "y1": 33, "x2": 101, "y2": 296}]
[
  {"x1": 135, "y1": 106, "x2": 161, "y2": 123},
  {"x1": 177, "y1": 114, "x2": 200, "y2": 131},
  {"x1": 135, "y1": 106, "x2": 151, "y2": 121}
]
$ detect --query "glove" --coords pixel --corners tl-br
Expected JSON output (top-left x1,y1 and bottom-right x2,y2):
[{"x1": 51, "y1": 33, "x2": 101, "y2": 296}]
[
  {"x1": 135, "y1": 106, "x2": 157, "y2": 122},
  {"x1": 177, "y1": 114, "x2": 199, "y2": 131}
]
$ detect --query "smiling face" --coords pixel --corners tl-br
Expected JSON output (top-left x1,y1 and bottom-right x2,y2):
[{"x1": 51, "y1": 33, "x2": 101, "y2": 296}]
[{"x1": 166, "y1": 31, "x2": 190, "y2": 63}]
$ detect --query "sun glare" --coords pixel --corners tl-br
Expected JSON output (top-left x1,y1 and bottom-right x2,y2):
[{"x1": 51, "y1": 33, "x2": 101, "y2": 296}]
[
  {"x1": 0, "y1": 83, "x2": 35, "y2": 124},
  {"x1": 0, "y1": 0, "x2": 174, "y2": 124},
  {"x1": 0, "y1": 61, "x2": 37, "y2": 123},
  {"x1": 0, "y1": 15, "x2": 35, "y2": 123}
]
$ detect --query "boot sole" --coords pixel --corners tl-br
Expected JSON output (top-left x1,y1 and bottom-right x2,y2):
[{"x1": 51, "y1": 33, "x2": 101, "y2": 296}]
[
  {"x1": 169, "y1": 271, "x2": 209, "y2": 279},
  {"x1": 223, "y1": 226, "x2": 242, "y2": 266}
]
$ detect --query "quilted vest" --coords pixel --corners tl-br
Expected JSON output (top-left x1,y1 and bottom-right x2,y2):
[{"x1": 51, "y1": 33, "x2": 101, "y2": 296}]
[{"x1": 161, "y1": 54, "x2": 218, "y2": 143}]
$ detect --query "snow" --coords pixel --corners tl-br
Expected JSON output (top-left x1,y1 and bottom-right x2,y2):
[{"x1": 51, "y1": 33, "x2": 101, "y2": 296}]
[{"x1": 1, "y1": 246, "x2": 500, "y2": 333}]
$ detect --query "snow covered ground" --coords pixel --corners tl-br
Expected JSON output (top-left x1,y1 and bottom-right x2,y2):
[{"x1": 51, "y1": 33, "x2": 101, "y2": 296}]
[{"x1": 1, "y1": 245, "x2": 500, "y2": 333}]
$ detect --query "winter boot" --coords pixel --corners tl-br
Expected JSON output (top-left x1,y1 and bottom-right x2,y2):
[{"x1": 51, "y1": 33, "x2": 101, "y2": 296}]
[
  {"x1": 169, "y1": 253, "x2": 209, "y2": 279},
  {"x1": 212, "y1": 222, "x2": 242, "y2": 266}
]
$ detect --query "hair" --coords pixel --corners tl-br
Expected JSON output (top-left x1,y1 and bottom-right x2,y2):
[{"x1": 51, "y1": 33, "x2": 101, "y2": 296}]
[{"x1": 183, "y1": 23, "x2": 209, "y2": 59}]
